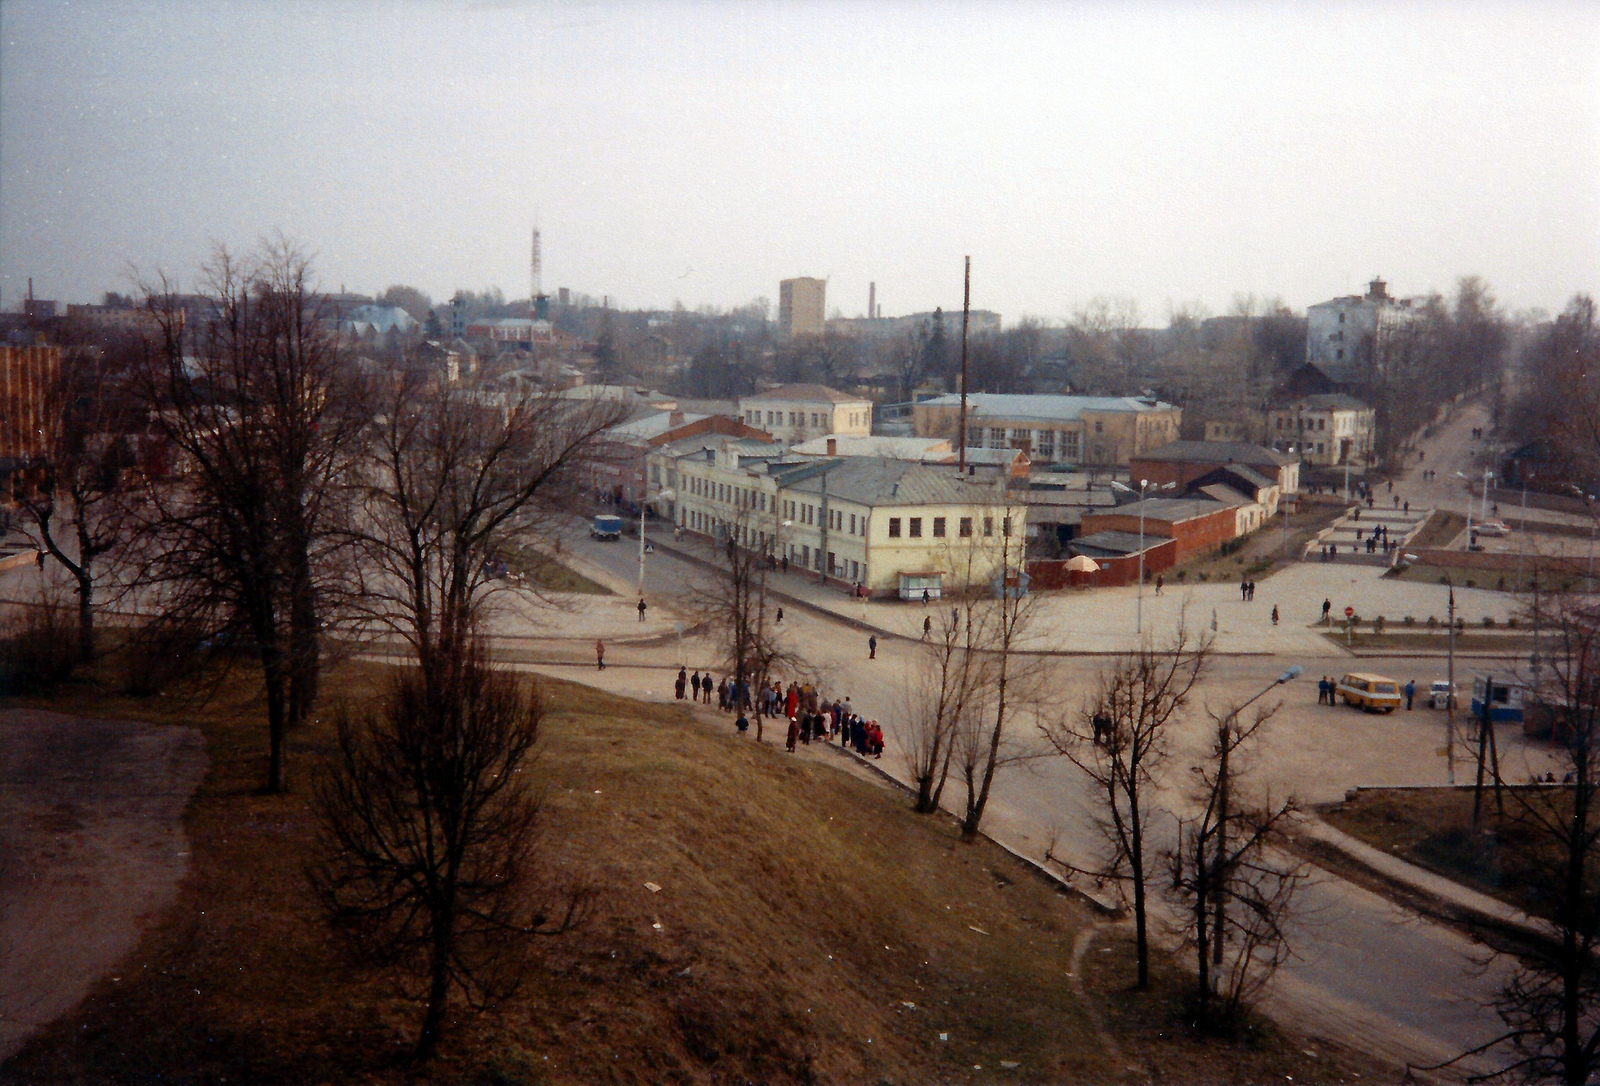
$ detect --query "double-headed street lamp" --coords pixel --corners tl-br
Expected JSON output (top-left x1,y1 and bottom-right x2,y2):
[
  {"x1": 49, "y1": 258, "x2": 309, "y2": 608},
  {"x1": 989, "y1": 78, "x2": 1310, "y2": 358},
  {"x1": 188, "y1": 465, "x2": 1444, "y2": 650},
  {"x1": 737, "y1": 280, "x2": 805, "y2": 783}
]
[{"x1": 1112, "y1": 477, "x2": 1176, "y2": 636}]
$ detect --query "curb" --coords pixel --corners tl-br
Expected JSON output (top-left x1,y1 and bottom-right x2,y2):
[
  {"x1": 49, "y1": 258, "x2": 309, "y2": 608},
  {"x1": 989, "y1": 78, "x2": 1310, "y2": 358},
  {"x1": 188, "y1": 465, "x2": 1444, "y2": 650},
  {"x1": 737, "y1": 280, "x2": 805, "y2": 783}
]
[{"x1": 1292, "y1": 812, "x2": 1554, "y2": 944}]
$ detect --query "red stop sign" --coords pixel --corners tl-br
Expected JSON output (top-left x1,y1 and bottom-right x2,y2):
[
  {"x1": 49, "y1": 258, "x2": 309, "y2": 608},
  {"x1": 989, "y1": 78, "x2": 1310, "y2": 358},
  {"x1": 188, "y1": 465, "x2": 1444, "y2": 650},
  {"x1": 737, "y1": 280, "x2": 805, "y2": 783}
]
[{"x1": 1344, "y1": 606, "x2": 1355, "y2": 618}]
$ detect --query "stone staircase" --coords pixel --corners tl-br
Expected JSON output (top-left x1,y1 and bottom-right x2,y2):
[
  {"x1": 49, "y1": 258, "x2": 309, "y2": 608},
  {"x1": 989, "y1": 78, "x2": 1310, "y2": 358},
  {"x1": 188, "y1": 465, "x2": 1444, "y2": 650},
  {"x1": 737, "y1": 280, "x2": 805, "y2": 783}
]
[{"x1": 1305, "y1": 505, "x2": 1431, "y2": 565}]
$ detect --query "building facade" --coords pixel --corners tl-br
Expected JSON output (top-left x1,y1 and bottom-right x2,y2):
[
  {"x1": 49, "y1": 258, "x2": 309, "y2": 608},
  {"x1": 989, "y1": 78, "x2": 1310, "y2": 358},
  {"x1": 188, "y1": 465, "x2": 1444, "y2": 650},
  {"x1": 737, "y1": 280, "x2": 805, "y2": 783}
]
[
  {"x1": 1305, "y1": 277, "x2": 1420, "y2": 386},
  {"x1": 1078, "y1": 497, "x2": 1240, "y2": 562},
  {"x1": 0, "y1": 345, "x2": 59, "y2": 504},
  {"x1": 650, "y1": 443, "x2": 1022, "y2": 597},
  {"x1": 778, "y1": 277, "x2": 826, "y2": 338},
  {"x1": 738, "y1": 384, "x2": 873, "y2": 444},
  {"x1": 1267, "y1": 393, "x2": 1375, "y2": 467},
  {"x1": 911, "y1": 393, "x2": 1182, "y2": 468}
]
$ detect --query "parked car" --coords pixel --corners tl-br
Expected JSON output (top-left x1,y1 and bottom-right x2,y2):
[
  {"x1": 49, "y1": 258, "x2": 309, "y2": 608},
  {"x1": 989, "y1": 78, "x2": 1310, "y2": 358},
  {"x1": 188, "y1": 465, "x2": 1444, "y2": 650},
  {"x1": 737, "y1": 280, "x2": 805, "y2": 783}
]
[
  {"x1": 1477, "y1": 519, "x2": 1511, "y2": 536},
  {"x1": 1338, "y1": 672, "x2": 1404, "y2": 713},
  {"x1": 1428, "y1": 680, "x2": 1458, "y2": 710}
]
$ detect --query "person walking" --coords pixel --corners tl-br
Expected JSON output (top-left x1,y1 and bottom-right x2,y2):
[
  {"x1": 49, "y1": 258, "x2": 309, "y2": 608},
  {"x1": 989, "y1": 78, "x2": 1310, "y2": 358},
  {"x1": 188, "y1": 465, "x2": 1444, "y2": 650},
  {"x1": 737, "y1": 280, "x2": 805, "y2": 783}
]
[
  {"x1": 922, "y1": 588, "x2": 930, "y2": 606},
  {"x1": 1404, "y1": 679, "x2": 1416, "y2": 711},
  {"x1": 1317, "y1": 676, "x2": 1328, "y2": 705},
  {"x1": 1271, "y1": 605, "x2": 1279, "y2": 626},
  {"x1": 922, "y1": 615, "x2": 932, "y2": 639},
  {"x1": 595, "y1": 639, "x2": 606, "y2": 671},
  {"x1": 1155, "y1": 574, "x2": 1163, "y2": 595},
  {"x1": 675, "y1": 667, "x2": 687, "y2": 700},
  {"x1": 775, "y1": 606, "x2": 784, "y2": 624},
  {"x1": 691, "y1": 670, "x2": 702, "y2": 701},
  {"x1": 1241, "y1": 578, "x2": 1248, "y2": 602},
  {"x1": 785, "y1": 716, "x2": 799, "y2": 753},
  {"x1": 868, "y1": 635, "x2": 877, "y2": 659},
  {"x1": 637, "y1": 597, "x2": 647, "y2": 622},
  {"x1": 1322, "y1": 598, "x2": 1332, "y2": 624}
]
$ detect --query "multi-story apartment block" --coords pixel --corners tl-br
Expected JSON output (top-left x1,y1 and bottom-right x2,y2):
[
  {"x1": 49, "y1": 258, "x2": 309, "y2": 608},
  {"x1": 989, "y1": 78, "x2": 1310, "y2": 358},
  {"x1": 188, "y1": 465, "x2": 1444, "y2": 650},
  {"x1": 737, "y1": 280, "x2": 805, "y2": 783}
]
[
  {"x1": 648, "y1": 440, "x2": 1021, "y2": 598},
  {"x1": 1267, "y1": 393, "x2": 1375, "y2": 466},
  {"x1": 1305, "y1": 277, "x2": 1420, "y2": 386},
  {"x1": 778, "y1": 277, "x2": 826, "y2": 338},
  {"x1": 738, "y1": 384, "x2": 873, "y2": 445},
  {"x1": 911, "y1": 393, "x2": 1181, "y2": 468}
]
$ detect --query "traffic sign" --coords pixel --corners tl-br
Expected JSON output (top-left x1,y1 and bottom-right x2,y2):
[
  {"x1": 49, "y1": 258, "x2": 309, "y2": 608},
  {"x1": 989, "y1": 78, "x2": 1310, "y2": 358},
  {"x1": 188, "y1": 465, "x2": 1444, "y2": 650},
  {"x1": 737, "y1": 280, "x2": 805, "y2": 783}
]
[{"x1": 1344, "y1": 606, "x2": 1355, "y2": 618}]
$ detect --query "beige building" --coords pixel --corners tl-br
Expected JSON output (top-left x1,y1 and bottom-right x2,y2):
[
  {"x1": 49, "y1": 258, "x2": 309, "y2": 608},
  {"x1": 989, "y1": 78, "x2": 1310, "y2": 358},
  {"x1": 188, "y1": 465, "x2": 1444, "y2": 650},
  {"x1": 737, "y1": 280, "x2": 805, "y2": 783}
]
[
  {"x1": 1268, "y1": 394, "x2": 1375, "y2": 466},
  {"x1": 739, "y1": 384, "x2": 873, "y2": 445},
  {"x1": 649, "y1": 440, "x2": 1021, "y2": 598},
  {"x1": 778, "y1": 277, "x2": 826, "y2": 338},
  {"x1": 912, "y1": 393, "x2": 1181, "y2": 469}
]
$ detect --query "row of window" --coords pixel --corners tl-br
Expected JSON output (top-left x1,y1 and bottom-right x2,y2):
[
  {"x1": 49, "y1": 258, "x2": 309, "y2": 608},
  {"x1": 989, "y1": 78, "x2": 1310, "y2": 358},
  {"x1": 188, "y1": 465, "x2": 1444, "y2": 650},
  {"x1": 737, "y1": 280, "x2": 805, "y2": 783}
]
[
  {"x1": 884, "y1": 515, "x2": 1006, "y2": 539},
  {"x1": 963, "y1": 425, "x2": 1088, "y2": 459},
  {"x1": 743, "y1": 408, "x2": 863, "y2": 429}
]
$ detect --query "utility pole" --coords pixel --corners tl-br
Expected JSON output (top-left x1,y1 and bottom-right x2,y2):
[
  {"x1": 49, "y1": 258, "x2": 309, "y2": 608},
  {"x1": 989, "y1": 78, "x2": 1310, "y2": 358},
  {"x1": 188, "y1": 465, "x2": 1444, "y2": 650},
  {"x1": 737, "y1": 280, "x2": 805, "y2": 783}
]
[
  {"x1": 958, "y1": 256, "x2": 971, "y2": 476},
  {"x1": 1447, "y1": 581, "x2": 1456, "y2": 783},
  {"x1": 638, "y1": 502, "x2": 647, "y2": 592}
]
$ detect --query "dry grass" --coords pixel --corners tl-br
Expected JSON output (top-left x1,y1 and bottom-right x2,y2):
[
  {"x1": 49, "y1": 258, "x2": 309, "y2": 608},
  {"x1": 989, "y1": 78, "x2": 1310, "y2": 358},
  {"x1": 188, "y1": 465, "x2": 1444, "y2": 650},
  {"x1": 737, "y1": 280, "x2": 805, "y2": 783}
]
[
  {"x1": 2, "y1": 659, "x2": 1396, "y2": 1084},
  {"x1": 1408, "y1": 511, "x2": 1468, "y2": 550},
  {"x1": 1320, "y1": 786, "x2": 1587, "y2": 923}
]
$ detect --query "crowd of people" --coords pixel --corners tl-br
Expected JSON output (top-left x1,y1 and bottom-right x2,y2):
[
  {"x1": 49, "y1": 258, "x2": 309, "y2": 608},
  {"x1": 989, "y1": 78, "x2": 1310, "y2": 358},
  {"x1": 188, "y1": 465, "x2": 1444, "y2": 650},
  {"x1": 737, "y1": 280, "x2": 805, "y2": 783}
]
[{"x1": 673, "y1": 667, "x2": 885, "y2": 758}]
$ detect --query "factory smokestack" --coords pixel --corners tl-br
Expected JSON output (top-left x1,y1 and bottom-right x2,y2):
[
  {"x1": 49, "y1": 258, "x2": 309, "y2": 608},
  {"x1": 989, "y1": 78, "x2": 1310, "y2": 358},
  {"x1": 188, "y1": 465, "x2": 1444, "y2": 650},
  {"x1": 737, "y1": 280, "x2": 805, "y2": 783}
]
[{"x1": 868, "y1": 281, "x2": 875, "y2": 320}]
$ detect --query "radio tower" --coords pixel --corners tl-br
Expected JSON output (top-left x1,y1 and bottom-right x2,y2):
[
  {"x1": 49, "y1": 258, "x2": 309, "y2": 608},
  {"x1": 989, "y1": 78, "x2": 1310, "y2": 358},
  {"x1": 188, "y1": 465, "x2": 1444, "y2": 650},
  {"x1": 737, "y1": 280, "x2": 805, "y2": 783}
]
[{"x1": 530, "y1": 221, "x2": 545, "y2": 320}]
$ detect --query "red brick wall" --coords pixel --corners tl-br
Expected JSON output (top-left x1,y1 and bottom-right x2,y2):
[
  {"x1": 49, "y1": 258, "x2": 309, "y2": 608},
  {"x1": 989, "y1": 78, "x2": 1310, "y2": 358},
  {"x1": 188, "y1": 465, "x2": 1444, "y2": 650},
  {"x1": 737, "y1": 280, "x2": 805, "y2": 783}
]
[
  {"x1": 1079, "y1": 505, "x2": 1238, "y2": 562},
  {"x1": 1028, "y1": 537, "x2": 1176, "y2": 589}
]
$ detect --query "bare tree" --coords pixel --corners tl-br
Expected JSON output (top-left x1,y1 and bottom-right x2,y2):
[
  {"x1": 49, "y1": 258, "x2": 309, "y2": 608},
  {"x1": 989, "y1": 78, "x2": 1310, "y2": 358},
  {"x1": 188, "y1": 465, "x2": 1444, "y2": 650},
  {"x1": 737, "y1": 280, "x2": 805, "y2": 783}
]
[
  {"x1": 134, "y1": 240, "x2": 362, "y2": 792},
  {"x1": 351, "y1": 369, "x2": 627, "y2": 683},
  {"x1": 1420, "y1": 588, "x2": 1600, "y2": 1084},
  {"x1": 685, "y1": 506, "x2": 802, "y2": 743},
  {"x1": 960, "y1": 498, "x2": 1039, "y2": 839},
  {"x1": 898, "y1": 602, "x2": 987, "y2": 813},
  {"x1": 1042, "y1": 622, "x2": 1210, "y2": 989},
  {"x1": 1167, "y1": 700, "x2": 1306, "y2": 1029},
  {"x1": 17, "y1": 346, "x2": 137, "y2": 661},
  {"x1": 309, "y1": 639, "x2": 586, "y2": 1060}
]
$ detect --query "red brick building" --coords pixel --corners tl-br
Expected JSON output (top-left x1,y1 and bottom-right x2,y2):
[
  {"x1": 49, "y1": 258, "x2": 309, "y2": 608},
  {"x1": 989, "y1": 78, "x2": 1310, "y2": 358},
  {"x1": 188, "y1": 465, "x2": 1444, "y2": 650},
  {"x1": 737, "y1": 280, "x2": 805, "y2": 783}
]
[
  {"x1": 1078, "y1": 497, "x2": 1238, "y2": 562},
  {"x1": 1129, "y1": 440, "x2": 1298, "y2": 495},
  {"x1": 596, "y1": 411, "x2": 773, "y2": 504},
  {"x1": 0, "y1": 345, "x2": 59, "y2": 504}
]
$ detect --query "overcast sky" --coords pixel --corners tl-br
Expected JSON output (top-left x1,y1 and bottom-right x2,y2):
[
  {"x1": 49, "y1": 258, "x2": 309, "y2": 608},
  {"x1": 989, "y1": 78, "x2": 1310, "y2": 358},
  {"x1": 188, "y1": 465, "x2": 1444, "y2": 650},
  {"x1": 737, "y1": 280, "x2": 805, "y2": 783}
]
[{"x1": 2, "y1": 0, "x2": 1596, "y2": 323}]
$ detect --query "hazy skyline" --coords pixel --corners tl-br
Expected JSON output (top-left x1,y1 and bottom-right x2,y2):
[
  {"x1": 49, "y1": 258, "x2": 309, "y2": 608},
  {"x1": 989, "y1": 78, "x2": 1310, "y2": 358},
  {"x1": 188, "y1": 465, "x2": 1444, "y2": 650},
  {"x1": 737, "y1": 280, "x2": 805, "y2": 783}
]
[{"x1": 2, "y1": 0, "x2": 1596, "y2": 322}]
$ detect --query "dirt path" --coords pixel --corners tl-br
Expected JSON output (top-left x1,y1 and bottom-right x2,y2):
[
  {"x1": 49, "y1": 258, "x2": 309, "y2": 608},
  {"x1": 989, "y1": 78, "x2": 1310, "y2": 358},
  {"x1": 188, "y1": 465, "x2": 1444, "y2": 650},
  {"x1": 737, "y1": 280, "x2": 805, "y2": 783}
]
[{"x1": 0, "y1": 710, "x2": 207, "y2": 1063}]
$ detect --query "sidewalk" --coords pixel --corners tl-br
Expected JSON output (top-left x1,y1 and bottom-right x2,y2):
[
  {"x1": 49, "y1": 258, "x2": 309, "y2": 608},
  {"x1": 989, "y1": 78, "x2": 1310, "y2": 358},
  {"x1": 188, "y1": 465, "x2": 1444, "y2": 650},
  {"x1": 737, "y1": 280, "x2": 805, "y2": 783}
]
[{"x1": 1294, "y1": 811, "x2": 1554, "y2": 944}]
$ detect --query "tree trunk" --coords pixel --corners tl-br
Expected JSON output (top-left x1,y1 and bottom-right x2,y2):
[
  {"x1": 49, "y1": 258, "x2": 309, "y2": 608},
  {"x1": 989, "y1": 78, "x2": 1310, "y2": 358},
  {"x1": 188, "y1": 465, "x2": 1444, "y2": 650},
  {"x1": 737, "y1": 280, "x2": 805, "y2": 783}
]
[
  {"x1": 415, "y1": 928, "x2": 452, "y2": 1061},
  {"x1": 75, "y1": 568, "x2": 95, "y2": 663},
  {"x1": 963, "y1": 672, "x2": 1008, "y2": 839}
]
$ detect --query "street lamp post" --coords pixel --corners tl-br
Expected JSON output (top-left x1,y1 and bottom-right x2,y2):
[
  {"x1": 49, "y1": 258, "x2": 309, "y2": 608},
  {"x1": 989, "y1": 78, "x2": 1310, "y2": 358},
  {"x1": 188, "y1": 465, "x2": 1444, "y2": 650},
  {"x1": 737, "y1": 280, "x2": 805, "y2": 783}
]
[
  {"x1": 1410, "y1": 551, "x2": 1456, "y2": 782},
  {"x1": 1212, "y1": 666, "x2": 1302, "y2": 968},
  {"x1": 1113, "y1": 477, "x2": 1174, "y2": 636}
]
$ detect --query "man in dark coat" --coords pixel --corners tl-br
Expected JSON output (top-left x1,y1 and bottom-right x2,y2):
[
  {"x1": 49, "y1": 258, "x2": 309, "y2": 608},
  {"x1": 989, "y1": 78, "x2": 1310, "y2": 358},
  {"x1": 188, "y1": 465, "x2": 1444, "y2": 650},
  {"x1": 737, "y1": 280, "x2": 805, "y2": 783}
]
[{"x1": 675, "y1": 668, "x2": 687, "y2": 699}]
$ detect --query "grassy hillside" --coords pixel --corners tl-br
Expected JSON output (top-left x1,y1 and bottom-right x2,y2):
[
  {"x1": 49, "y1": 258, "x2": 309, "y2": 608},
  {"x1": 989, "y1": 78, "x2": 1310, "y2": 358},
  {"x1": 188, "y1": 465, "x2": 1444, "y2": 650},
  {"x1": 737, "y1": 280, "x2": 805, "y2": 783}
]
[{"x1": 2, "y1": 663, "x2": 1391, "y2": 1085}]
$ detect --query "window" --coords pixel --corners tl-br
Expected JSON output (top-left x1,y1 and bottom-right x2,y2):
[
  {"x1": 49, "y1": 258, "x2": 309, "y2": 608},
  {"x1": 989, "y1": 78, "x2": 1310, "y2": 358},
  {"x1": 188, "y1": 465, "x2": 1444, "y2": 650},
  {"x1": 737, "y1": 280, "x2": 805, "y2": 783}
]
[
  {"x1": 1339, "y1": 311, "x2": 1346, "y2": 324},
  {"x1": 811, "y1": 412, "x2": 820, "y2": 427},
  {"x1": 1011, "y1": 428, "x2": 1031, "y2": 450},
  {"x1": 983, "y1": 516, "x2": 994, "y2": 537},
  {"x1": 1318, "y1": 418, "x2": 1326, "y2": 430},
  {"x1": 650, "y1": 465, "x2": 661, "y2": 484},
  {"x1": 967, "y1": 426, "x2": 983, "y2": 446},
  {"x1": 827, "y1": 551, "x2": 836, "y2": 574},
  {"x1": 888, "y1": 518, "x2": 902, "y2": 538},
  {"x1": 933, "y1": 517, "x2": 946, "y2": 538},
  {"x1": 814, "y1": 548, "x2": 822, "y2": 570},
  {"x1": 802, "y1": 545, "x2": 810, "y2": 566},
  {"x1": 849, "y1": 513, "x2": 856, "y2": 534},
  {"x1": 988, "y1": 427, "x2": 1005, "y2": 448},
  {"x1": 1336, "y1": 348, "x2": 1344, "y2": 361},
  {"x1": 909, "y1": 517, "x2": 922, "y2": 538},
  {"x1": 850, "y1": 560, "x2": 860, "y2": 580},
  {"x1": 959, "y1": 517, "x2": 973, "y2": 538},
  {"x1": 1094, "y1": 421, "x2": 1103, "y2": 434},
  {"x1": 1037, "y1": 431, "x2": 1055, "y2": 460},
  {"x1": 1063, "y1": 431, "x2": 1080, "y2": 459}
]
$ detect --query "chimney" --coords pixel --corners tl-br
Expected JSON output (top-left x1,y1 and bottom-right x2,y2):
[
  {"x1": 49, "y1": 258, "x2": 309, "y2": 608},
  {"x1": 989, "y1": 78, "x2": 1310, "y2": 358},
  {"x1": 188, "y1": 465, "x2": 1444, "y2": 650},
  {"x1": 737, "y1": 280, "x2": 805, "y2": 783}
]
[
  {"x1": 868, "y1": 282, "x2": 875, "y2": 320},
  {"x1": 827, "y1": 437, "x2": 838, "y2": 456}
]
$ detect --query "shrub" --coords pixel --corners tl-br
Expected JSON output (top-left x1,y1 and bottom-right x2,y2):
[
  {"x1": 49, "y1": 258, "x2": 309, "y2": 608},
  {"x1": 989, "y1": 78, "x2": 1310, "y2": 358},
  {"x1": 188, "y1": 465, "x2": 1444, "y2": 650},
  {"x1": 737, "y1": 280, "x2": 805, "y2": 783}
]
[
  {"x1": 1483, "y1": 616, "x2": 1495, "y2": 629},
  {"x1": 1404, "y1": 615, "x2": 1416, "y2": 626},
  {"x1": 1198, "y1": 572, "x2": 1209, "y2": 582},
  {"x1": 1427, "y1": 615, "x2": 1439, "y2": 628},
  {"x1": 1466, "y1": 579, "x2": 1476, "y2": 588},
  {"x1": 1439, "y1": 575, "x2": 1450, "y2": 584},
  {"x1": 1175, "y1": 570, "x2": 1187, "y2": 581},
  {"x1": 0, "y1": 599, "x2": 78, "y2": 696},
  {"x1": 1508, "y1": 616, "x2": 1519, "y2": 629},
  {"x1": 1374, "y1": 616, "x2": 1386, "y2": 633},
  {"x1": 123, "y1": 619, "x2": 207, "y2": 697}
]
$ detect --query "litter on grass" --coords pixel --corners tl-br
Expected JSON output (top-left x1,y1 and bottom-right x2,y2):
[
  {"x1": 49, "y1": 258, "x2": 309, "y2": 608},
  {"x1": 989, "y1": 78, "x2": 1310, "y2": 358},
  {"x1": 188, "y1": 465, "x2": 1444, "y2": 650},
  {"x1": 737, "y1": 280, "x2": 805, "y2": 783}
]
[
  {"x1": 644, "y1": 881, "x2": 662, "y2": 893},
  {"x1": 968, "y1": 925, "x2": 990, "y2": 935}
]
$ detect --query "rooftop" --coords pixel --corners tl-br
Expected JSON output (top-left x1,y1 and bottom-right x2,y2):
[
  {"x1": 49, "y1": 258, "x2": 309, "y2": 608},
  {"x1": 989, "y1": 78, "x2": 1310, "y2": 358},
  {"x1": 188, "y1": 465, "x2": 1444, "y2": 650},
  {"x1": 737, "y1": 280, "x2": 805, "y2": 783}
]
[
  {"x1": 1277, "y1": 393, "x2": 1372, "y2": 412},
  {"x1": 785, "y1": 457, "x2": 1011, "y2": 507},
  {"x1": 1071, "y1": 530, "x2": 1172, "y2": 557},
  {"x1": 789, "y1": 434, "x2": 951, "y2": 460},
  {"x1": 959, "y1": 447, "x2": 1028, "y2": 465},
  {"x1": 742, "y1": 383, "x2": 870, "y2": 405},
  {"x1": 915, "y1": 393, "x2": 1176, "y2": 421},
  {"x1": 1134, "y1": 440, "x2": 1295, "y2": 467},
  {"x1": 1092, "y1": 496, "x2": 1230, "y2": 522},
  {"x1": 604, "y1": 411, "x2": 711, "y2": 442}
]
